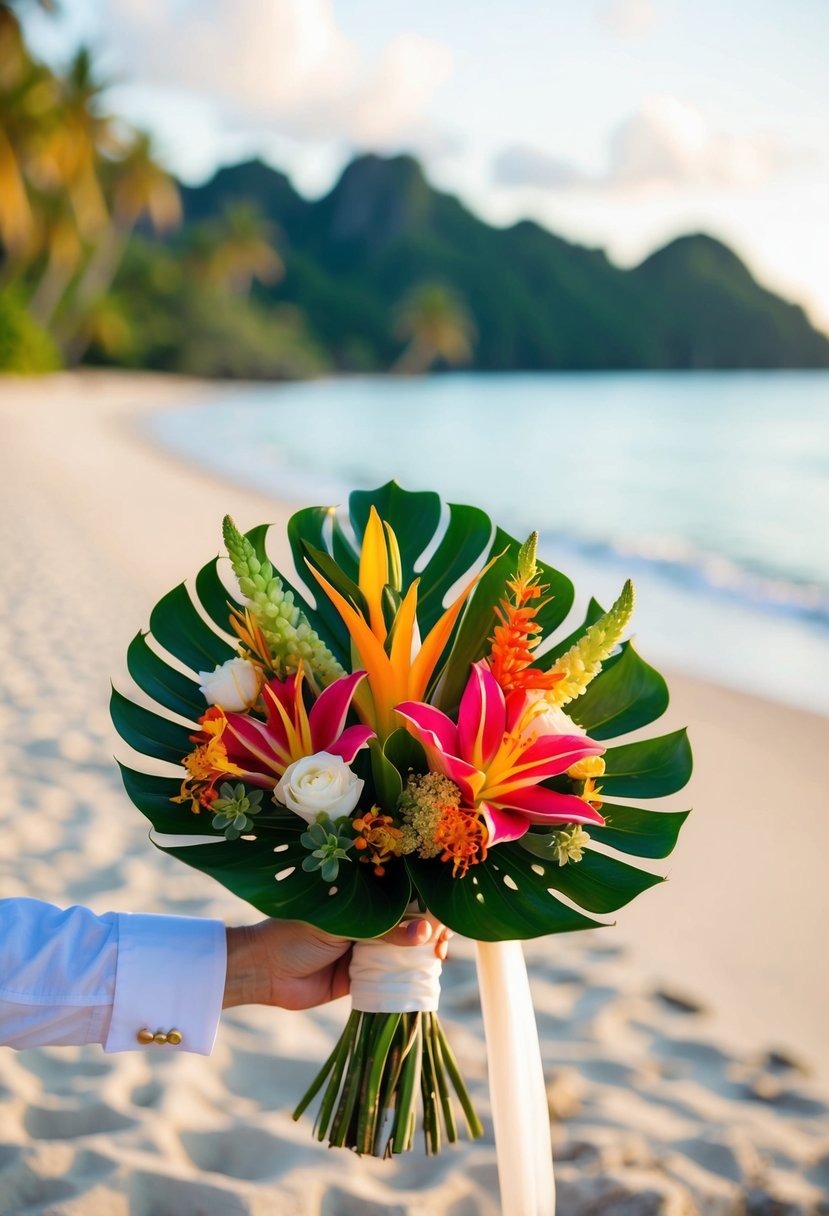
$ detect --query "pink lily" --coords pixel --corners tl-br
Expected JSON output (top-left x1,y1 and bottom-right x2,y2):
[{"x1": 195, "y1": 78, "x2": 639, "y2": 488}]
[
  {"x1": 396, "y1": 660, "x2": 605, "y2": 846},
  {"x1": 220, "y1": 667, "x2": 374, "y2": 788}
]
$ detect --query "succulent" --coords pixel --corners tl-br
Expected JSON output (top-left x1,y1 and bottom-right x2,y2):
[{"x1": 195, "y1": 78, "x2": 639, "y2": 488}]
[
  {"x1": 300, "y1": 817, "x2": 355, "y2": 882},
  {"x1": 211, "y1": 782, "x2": 264, "y2": 840}
]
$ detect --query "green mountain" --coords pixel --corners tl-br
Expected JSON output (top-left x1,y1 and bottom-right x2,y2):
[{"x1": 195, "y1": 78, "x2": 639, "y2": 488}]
[{"x1": 178, "y1": 153, "x2": 829, "y2": 372}]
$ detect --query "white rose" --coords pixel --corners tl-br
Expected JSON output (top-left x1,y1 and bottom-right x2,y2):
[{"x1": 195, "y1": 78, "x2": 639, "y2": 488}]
[
  {"x1": 275, "y1": 751, "x2": 363, "y2": 824},
  {"x1": 198, "y1": 657, "x2": 260, "y2": 712},
  {"x1": 521, "y1": 691, "x2": 586, "y2": 740}
]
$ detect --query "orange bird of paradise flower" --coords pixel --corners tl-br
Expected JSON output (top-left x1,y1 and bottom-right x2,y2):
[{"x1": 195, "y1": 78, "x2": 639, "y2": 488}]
[{"x1": 306, "y1": 506, "x2": 498, "y2": 739}]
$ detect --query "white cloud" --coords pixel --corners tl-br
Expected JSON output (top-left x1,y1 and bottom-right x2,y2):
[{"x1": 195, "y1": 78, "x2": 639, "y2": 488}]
[
  {"x1": 107, "y1": 0, "x2": 452, "y2": 149},
  {"x1": 493, "y1": 96, "x2": 785, "y2": 195},
  {"x1": 344, "y1": 34, "x2": 453, "y2": 147},
  {"x1": 492, "y1": 145, "x2": 585, "y2": 190},
  {"x1": 599, "y1": 0, "x2": 658, "y2": 37}
]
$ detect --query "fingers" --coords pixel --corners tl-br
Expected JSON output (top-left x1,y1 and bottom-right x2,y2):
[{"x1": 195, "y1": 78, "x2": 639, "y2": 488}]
[
  {"x1": 435, "y1": 925, "x2": 453, "y2": 962},
  {"x1": 383, "y1": 917, "x2": 434, "y2": 947},
  {"x1": 382, "y1": 916, "x2": 455, "y2": 961}
]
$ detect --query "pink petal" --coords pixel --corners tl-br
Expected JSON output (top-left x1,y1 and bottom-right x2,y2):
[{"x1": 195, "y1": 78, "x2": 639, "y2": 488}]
[
  {"x1": 494, "y1": 784, "x2": 606, "y2": 826},
  {"x1": 309, "y1": 670, "x2": 367, "y2": 751},
  {"x1": 396, "y1": 701, "x2": 460, "y2": 757},
  {"x1": 458, "y1": 661, "x2": 505, "y2": 769},
  {"x1": 223, "y1": 714, "x2": 288, "y2": 776},
  {"x1": 519, "y1": 733, "x2": 604, "y2": 775},
  {"x1": 504, "y1": 689, "x2": 532, "y2": 734},
  {"x1": 260, "y1": 681, "x2": 293, "y2": 748},
  {"x1": 480, "y1": 802, "x2": 529, "y2": 846},
  {"x1": 326, "y1": 724, "x2": 375, "y2": 763}
]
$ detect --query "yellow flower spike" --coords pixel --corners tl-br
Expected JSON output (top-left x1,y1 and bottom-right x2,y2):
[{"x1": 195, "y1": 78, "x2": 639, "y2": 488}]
[
  {"x1": 358, "y1": 506, "x2": 390, "y2": 642},
  {"x1": 545, "y1": 579, "x2": 635, "y2": 708}
]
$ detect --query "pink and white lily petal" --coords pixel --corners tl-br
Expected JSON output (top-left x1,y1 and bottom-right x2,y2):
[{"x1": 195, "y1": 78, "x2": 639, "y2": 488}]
[
  {"x1": 326, "y1": 724, "x2": 376, "y2": 763},
  {"x1": 518, "y1": 732, "x2": 602, "y2": 770},
  {"x1": 223, "y1": 713, "x2": 290, "y2": 777},
  {"x1": 395, "y1": 700, "x2": 460, "y2": 757},
  {"x1": 309, "y1": 671, "x2": 368, "y2": 750},
  {"x1": 458, "y1": 662, "x2": 506, "y2": 770},
  {"x1": 480, "y1": 802, "x2": 532, "y2": 846},
  {"x1": 496, "y1": 783, "x2": 605, "y2": 826}
]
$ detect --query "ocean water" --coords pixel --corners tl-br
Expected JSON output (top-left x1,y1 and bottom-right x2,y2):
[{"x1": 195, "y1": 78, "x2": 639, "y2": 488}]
[{"x1": 148, "y1": 372, "x2": 829, "y2": 716}]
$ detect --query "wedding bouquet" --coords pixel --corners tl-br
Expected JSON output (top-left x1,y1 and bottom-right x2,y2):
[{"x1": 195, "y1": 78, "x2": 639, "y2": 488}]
[{"x1": 112, "y1": 481, "x2": 690, "y2": 1170}]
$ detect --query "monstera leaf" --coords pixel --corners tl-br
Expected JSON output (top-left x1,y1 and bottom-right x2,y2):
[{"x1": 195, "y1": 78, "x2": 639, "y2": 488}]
[{"x1": 111, "y1": 482, "x2": 692, "y2": 941}]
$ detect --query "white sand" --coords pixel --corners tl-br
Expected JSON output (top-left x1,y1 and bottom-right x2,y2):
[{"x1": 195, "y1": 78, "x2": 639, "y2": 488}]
[{"x1": 0, "y1": 370, "x2": 827, "y2": 1215}]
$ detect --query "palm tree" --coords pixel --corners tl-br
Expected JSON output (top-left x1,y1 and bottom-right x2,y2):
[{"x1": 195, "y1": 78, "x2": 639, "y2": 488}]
[
  {"x1": 0, "y1": 8, "x2": 47, "y2": 261},
  {"x1": 0, "y1": 34, "x2": 112, "y2": 304},
  {"x1": 62, "y1": 130, "x2": 181, "y2": 361},
  {"x1": 393, "y1": 282, "x2": 476, "y2": 374},
  {"x1": 32, "y1": 47, "x2": 113, "y2": 239},
  {"x1": 27, "y1": 189, "x2": 82, "y2": 326},
  {"x1": 197, "y1": 202, "x2": 283, "y2": 296}
]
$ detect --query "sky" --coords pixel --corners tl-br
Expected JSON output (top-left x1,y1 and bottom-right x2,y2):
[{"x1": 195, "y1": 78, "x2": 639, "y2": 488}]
[{"x1": 24, "y1": 0, "x2": 829, "y2": 331}]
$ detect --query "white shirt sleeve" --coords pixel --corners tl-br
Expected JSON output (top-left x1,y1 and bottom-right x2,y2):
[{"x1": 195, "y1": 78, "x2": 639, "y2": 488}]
[{"x1": 0, "y1": 898, "x2": 227, "y2": 1055}]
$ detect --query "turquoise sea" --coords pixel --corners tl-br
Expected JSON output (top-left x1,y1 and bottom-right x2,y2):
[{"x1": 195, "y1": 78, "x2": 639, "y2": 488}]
[{"x1": 148, "y1": 372, "x2": 829, "y2": 716}]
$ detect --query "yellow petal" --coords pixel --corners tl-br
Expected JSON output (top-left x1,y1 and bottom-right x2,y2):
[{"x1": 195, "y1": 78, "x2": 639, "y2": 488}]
[
  {"x1": 389, "y1": 579, "x2": 420, "y2": 698},
  {"x1": 306, "y1": 561, "x2": 396, "y2": 730},
  {"x1": 358, "y1": 506, "x2": 389, "y2": 643},
  {"x1": 410, "y1": 552, "x2": 502, "y2": 699}
]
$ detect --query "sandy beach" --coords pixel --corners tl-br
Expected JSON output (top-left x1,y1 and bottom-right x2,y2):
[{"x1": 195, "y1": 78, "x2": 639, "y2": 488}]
[{"x1": 1, "y1": 370, "x2": 828, "y2": 1214}]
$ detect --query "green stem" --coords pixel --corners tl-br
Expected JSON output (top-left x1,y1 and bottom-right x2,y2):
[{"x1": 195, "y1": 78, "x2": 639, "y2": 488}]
[
  {"x1": 357, "y1": 1013, "x2": 401, "y2": 1155},
  {"x1": 428, "y1": 1013, "x2": 458, "y2": 1143},
  {"x1": 330, "y1": 1014, "x2": 372, "y2": 1148},
  {"x1": 391, "y1": 1016, "x2": 422, "y2": 1154},
  {"x1": 292, "y1": 1009, "x2": 359, "y2": 1123},
  {"x1": 436, "y1": 1021, "x2": 484, "y2": 1139},
  {"x1": 421, "y1": 1014, "x2": 440, "y2": 1155},
  {"x1": 313, "y1": 1010, "x2": 361, "y2": 1141},
  {"x1": 293, "y1": 1008, "x2": 482, "y2": 1157}
]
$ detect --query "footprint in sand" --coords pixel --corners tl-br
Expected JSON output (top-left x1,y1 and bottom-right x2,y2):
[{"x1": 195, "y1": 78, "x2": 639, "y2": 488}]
[{"x1": 23, "y1": 1101, "x2": 137, "y2": 1140}]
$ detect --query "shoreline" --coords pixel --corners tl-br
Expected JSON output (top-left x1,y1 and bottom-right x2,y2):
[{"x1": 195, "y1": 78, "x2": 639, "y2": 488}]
[
  {"x1": 143, "y1": 369, "x2": 829, "y2": 720},
  {"x1": 1, "y1": 370, "x2": 827, "y2": 1213}
]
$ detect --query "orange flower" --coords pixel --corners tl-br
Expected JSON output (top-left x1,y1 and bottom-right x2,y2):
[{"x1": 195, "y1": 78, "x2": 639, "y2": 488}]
[
  {"x1": 173, "y1": 709, "x2": 243, "y2": 813},
  {"x1": 433, "y1": 804, "x2": 489, "y2": 878},
  {"x1": 307, "y1": 506, "x2": 499, "y2": 738},
  {"x1": 487, "y1": 532, "x2": 564, "y2": 696},
  {"x1": 353, "y1": 808, "x2": 404, "y2": 877}
]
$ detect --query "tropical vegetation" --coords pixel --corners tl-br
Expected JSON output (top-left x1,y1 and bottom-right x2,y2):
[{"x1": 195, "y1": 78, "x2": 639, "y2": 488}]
[{"x1": 2, "y1": 8, "x2": 828, "y2": 376}]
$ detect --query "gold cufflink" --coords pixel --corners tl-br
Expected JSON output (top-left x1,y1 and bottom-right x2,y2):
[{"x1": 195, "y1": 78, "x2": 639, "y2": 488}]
[{"x1": 135, "y1": 1027, "x2": 184, "y2": 1046}]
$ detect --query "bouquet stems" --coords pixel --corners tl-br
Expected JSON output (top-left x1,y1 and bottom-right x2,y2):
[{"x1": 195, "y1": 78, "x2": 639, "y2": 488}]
[{"x1": 293, "y1": 1009, "x2": 483, "y2": 1157}]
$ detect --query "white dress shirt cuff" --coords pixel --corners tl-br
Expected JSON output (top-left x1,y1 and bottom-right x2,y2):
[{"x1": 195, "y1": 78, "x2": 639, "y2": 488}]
[{"x1": 105, "y1": 913, "x2": 226, "y2": 1055}]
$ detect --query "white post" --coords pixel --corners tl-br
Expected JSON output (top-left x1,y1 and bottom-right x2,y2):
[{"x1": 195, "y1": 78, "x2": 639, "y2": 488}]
[{"x1": 476, "y1": 940, "x2": 555, "y2": 1216}]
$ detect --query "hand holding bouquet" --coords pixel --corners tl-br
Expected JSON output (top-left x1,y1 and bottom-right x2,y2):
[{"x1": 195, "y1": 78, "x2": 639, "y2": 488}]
[{"x1": 113, "y1": 482, "x2": 690, "y2": 1187}]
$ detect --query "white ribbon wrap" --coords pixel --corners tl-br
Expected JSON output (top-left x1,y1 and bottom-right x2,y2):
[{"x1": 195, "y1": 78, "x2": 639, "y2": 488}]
[
  {"x1": 476, "y1": 940, "x2": 556, "y2": 1216},
  {"x1": 349, "y1": 936, "x2": 442, "y2": 1013}
]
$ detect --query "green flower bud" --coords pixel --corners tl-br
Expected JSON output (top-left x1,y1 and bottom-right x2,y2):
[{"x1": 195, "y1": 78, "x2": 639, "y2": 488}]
[{"x1": 223, "y1": 515, "x2": 345, "y2": 684}]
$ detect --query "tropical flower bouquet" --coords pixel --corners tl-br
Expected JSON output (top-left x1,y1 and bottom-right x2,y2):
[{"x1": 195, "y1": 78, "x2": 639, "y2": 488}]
[{"x1": 112, "y1": 482, "x2": 691, "y2": 1191}]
